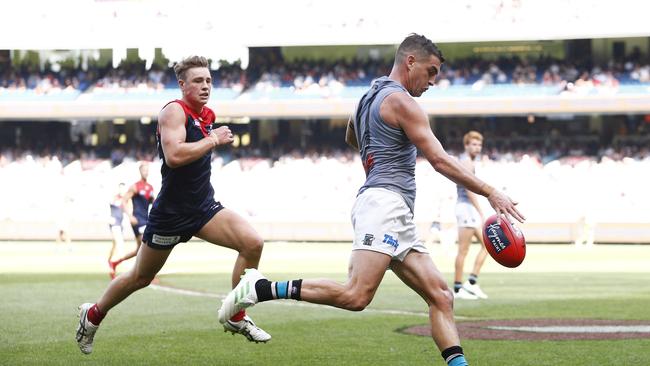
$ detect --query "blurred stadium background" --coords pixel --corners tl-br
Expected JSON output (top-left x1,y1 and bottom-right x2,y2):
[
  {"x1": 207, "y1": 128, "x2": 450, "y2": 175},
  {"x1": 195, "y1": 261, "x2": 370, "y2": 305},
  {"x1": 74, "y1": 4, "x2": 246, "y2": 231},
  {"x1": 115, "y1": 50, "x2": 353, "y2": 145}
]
[
  {"x1": 3, "y1": 1, "x2": 650, "y2": 365},
  {"x1": 2, "y1": 0, "x2": 650, "y2": 244}
]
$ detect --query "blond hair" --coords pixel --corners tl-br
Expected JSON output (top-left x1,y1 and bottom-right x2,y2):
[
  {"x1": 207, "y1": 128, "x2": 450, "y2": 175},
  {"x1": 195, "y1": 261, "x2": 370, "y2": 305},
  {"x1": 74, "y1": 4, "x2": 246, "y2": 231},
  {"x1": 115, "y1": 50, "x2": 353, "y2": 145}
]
[
  {"x1": 173, "y1": 56, "x2": 209, "y2": 81},
  {"x1": 463, "y1": 131, "x2": 483, "y2": 146}
]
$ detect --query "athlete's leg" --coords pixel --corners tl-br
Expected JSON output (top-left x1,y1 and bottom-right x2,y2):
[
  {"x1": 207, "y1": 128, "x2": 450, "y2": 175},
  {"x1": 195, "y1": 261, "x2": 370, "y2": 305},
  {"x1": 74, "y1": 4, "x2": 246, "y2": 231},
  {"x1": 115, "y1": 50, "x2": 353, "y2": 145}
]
[
  {"x1": 391, "y1": 251, "x2": 459, "y2": 350},
  {"x1": 195, "y1": 208, "x2": 264, "y2": 288},
  {"x1": 97, "y1": 243, "x2": 172, "y2": 313},
  {"x1": 114, "y1": 234, "x2": 142, "y2": 264},
  {"x1": 470, "y1": 227, "x2": 488, "y2": 275},
  {"x1": 454, "y1": 227, "x2": 474, "y2": 283},
  {"x1": 108, "y1": 226, "x2": 124, "y2": 263},
  {"x1": 196, "y1": 208, "x2": 271, "y2": 341},
  {"x1": 299, "y1": 249, "x2": 391, "y2": 311}
]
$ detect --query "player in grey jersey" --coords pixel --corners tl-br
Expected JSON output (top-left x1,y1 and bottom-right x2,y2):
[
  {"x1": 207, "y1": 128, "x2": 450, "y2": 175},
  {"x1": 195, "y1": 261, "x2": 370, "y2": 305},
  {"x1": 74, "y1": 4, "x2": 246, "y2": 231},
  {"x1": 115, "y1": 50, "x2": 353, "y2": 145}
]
[
  {"x1": 453, "y1": 131, "x2": 490, "y2": 300},
  {"x1": 219, "y1": 34, "x2": 525, "y2": 366}
]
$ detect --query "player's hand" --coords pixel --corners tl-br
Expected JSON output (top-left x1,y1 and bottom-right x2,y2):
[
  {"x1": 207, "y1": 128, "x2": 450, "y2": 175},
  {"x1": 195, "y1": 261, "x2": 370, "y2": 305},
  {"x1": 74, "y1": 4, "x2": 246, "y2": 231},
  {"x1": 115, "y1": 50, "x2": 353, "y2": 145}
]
[
  {"x1": 487, "y1": 189, "x2": 525, "y2": 224},
  {"x1": 130, "y1": 216, "x2": 138, "y2": 225},
  {"x1": 209, "y1": 126, "x2": 234, "y2": 147}
]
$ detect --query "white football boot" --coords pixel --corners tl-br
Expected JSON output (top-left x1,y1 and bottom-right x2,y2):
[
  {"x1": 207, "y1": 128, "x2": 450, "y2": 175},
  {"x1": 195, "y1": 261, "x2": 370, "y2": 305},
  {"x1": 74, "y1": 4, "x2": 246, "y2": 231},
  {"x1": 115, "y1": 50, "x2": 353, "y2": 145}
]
[
  {"x1": 223, "y1": 315, "x2": 272, "y2": 343},
  {"x1": 463, "y1": 281, "x2": 488, "y2": 299},
  {"x1": 218, "y1": 268, "x2": 265, "y2": 324},
  {"x1": 453, "y1": 287, "x2": 479, "y2": 300},
  {"x1": 76, "y1": 303, "x2": 99, "y2": 354}
]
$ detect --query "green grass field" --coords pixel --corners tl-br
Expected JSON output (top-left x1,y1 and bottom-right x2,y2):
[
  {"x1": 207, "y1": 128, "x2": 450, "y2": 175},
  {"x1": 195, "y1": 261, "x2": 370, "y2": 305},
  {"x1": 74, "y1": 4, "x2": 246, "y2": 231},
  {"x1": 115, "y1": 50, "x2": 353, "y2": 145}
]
[{"x1": 1, "y1": 241, "x2": 650, "y2": 365}]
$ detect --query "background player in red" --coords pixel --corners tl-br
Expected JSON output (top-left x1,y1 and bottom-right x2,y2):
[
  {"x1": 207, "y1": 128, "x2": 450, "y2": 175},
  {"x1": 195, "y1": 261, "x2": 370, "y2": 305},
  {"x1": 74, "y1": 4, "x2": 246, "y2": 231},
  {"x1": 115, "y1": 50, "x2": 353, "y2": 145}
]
[
  {"x1": 108, "y1": 162, "x2": 154, "y2": 277},
  {"x1": 76, "y1": 56, "x2": 270, "y2": 355}
]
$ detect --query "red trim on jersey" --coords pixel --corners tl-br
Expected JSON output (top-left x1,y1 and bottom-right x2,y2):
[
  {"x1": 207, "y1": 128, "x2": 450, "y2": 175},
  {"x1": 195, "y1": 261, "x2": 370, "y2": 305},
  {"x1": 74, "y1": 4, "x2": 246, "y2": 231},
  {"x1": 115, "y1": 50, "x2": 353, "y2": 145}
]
[
  {"x1": 133, "y1": 180, "x2": 154, "y2": 202},
  {"x1": 158, "y1": 100, "x2": 216, "y2": 136},
  {"x1": 174, "y1": 99, "x2": 216, "y2": 137}
]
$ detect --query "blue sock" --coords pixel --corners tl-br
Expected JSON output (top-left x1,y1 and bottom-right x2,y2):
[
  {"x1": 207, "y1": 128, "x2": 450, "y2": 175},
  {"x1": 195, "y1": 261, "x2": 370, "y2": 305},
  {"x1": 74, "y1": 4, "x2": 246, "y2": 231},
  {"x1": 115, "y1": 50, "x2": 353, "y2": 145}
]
[
  {"x1": 448, "y1": 355, "x2": 468, "y2": 366},
  {"x1": 255, "y1": 279, "x2": 302, "y2": 301},
  {"x1": 442, "y1": 346, "x2": 468, "y2": 366}
]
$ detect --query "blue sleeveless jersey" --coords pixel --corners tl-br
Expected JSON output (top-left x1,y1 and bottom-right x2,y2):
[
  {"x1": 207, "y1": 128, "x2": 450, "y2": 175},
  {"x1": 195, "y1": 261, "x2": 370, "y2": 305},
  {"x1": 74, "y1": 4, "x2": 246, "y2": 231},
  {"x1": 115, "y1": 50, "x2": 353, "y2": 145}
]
[
  {"x1": 150, "y1": 100, "x2": 216, "y2": 216},
  {"x1": 131, "y1": 180, "x2": 154, "y2": 223}
]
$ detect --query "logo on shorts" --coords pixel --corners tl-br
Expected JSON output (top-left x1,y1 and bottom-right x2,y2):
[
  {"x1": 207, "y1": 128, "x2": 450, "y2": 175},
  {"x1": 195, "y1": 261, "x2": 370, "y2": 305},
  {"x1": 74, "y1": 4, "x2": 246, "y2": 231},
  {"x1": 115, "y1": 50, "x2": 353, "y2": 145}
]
[
  {"x1": 152, "y1": 234, "x2": 181, "y2": 246},
  {"x1": 382, "y1": 234, "x2": 399, "y2": 249},
  {"x1": 362, "y1": 234, "x2": 375, "y2": 246}
]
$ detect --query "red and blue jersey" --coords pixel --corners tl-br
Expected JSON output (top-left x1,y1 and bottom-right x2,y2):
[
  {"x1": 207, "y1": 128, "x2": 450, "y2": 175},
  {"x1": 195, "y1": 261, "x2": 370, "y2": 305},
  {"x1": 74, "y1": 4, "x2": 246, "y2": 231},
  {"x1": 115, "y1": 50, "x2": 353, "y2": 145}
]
[
  {"x1": 131, "y1": 180, "x2": 154, "y2": 222},
  {"x1": 150, "y1": 100, "x2": 216, "y2": 215}
]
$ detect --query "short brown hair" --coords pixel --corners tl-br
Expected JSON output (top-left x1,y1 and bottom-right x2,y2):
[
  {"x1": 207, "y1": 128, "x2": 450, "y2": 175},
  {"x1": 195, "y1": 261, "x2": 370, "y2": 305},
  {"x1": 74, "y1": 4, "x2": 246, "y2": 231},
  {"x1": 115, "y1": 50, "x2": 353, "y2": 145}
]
[
  {"x1": 395, "y1": 33, "x2": 445, "y2": 64},
  {"x1": 463, "y1": 131, "x2": 483, "y2": 145},
  {"x1": 173, "y1": 56, "x2": 209, "y2": 81}
]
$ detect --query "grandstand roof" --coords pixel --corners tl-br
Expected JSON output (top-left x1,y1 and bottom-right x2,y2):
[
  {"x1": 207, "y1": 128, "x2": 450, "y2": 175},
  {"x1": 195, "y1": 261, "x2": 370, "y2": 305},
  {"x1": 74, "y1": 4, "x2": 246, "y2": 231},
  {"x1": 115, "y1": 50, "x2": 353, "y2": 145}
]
[{"x1": 2, "y1": 0, "x2": 649, "y2": 53}]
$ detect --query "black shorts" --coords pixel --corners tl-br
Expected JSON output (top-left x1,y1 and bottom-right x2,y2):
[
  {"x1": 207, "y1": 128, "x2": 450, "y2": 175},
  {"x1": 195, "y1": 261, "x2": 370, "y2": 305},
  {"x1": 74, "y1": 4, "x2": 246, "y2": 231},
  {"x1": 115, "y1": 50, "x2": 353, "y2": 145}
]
[
  {"x1": 143, "y1": 201, "x2": 224, "y2": 250},
  {"x1": 132, "y1": 223, "x2": 146, "y2": 237}
]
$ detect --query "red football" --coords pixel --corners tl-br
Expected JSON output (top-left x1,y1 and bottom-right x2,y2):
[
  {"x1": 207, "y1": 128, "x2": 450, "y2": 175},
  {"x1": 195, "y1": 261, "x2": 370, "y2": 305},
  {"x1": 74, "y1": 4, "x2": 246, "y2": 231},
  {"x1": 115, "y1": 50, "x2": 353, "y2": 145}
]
[{"x1": 482, "y1": 214, "x2": 526, "y2": 268}]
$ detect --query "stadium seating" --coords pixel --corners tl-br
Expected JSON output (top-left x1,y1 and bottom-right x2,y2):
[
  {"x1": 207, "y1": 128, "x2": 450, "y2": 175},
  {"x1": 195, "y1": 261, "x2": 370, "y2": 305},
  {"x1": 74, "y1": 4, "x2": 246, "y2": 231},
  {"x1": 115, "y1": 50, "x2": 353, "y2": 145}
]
[{"x1": 1, "y1": 153, "x2": 648, "y2": 242}]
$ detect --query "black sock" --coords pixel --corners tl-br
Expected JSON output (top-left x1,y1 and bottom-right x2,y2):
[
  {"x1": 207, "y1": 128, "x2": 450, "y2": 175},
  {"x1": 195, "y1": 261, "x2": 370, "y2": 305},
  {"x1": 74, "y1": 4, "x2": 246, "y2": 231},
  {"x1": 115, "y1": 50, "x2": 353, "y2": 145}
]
[
  {"x1": 441, "y1": 345, "x2": 467, "y2": 365},
  {"x1": 454, "y1": 282, "x2": 462, "y2": 293},
  {"x1": 468, "y1": 273, "x2": 478, "y2": 285},
  {"x1": 255, "y1": 279, "x2": 302, "y2": 302}
]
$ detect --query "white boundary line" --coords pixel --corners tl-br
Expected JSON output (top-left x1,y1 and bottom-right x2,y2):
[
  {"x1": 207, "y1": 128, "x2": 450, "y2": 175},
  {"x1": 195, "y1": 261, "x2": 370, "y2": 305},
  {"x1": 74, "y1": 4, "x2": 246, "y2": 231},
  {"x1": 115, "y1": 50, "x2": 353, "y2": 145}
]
[{"x1": 149, "y1": 283, "x2": 470, "y2": 319}]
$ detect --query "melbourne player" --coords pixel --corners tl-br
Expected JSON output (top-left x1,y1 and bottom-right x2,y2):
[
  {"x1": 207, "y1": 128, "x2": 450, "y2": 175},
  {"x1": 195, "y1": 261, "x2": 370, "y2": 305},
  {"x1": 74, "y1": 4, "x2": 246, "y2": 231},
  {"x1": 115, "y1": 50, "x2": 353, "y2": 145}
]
[
  {"x1": 453, "y1": 131, "x2": 490, "y2": 300},
  {"x1": 77, "y1": 56, "x2": 270, "y2": 355},
  {"x1": 108, "y1": 162, "x2": 154, "y2": 277}
]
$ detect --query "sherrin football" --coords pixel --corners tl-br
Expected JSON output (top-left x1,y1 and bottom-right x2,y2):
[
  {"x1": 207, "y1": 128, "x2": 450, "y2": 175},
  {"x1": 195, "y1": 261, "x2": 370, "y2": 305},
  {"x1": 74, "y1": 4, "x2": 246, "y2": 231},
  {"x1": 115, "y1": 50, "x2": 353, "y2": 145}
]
[{"x1": 482, "y1": 214, "x2": 526, "y2": 268}]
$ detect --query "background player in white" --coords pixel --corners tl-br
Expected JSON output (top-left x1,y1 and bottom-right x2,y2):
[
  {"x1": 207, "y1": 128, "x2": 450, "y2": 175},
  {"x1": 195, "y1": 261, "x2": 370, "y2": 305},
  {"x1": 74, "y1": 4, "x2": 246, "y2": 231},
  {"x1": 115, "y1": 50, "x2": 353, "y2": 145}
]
[
  {"x1": 107, "y1": 182, "x2": 128, "y2": 279},
  {"x1": 453, "y1": 131, "x2": 490, "y2": 300},
  {"x1": 218, "y1": 34, "x2": 525, "y2": 366}
]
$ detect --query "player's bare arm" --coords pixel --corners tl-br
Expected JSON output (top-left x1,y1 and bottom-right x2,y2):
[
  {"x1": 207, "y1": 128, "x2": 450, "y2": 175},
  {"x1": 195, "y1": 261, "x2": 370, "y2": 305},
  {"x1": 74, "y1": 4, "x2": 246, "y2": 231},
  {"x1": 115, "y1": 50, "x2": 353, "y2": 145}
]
[
  {"x1": 121, "y1": 185, "x2": 137, "y2": 224},
  {"x1": 158, "y1": 103, "x2": 233, "y2": 168},
  {"x1": 345, "y1": 114, "x2": 359, "y2": 150},
  {"x1": 383, "y1": 92, "x2": 525, "y2": 223}
]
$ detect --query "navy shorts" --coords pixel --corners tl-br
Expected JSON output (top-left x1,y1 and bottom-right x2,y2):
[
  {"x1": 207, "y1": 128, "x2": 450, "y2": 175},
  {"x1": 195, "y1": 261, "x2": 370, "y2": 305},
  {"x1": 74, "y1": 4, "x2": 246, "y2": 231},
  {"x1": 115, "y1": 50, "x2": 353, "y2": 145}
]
[
  {"x1": 143, "y1": 200, "x2": 224, "y2": 250},
  {"x1": 131, "y1": 223, "x2": 146, "y2": 237}
]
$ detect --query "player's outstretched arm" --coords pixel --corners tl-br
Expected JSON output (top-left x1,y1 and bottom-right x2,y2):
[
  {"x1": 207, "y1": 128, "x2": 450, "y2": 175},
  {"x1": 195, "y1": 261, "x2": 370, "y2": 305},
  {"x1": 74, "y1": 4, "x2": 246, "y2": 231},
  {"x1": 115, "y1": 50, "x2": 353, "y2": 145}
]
[
  {"x1": 388, "y1": 93, "x2": 525, "y2": 223},
  {"x1": 158, "y1": 103, "x2": 233, "y2": 168}
]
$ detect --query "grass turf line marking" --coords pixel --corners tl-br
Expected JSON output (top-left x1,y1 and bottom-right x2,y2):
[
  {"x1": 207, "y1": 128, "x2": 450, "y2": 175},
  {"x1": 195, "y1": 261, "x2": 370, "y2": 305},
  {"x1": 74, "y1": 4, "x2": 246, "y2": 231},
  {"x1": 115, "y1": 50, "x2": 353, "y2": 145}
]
[{"x1": 149, "y1": 283, "x2": 469, "y2": 319}]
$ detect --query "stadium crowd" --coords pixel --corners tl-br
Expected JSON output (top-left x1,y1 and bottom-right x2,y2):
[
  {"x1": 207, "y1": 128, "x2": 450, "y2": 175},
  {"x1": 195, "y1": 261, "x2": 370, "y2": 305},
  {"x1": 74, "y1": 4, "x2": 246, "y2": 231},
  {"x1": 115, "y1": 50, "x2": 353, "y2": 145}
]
[
  {"x1": 2, "y1": 51, "x2": 649, "y2": 96},
  {"x1": 1, "y1": 139, "x2": 648, "y2": 233}
]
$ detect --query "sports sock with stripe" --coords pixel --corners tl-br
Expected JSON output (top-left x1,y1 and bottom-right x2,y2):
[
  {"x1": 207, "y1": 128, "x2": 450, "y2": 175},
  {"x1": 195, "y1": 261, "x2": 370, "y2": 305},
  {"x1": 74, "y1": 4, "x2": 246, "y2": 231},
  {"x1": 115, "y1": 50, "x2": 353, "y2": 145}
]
[
  {"x1": 468, "y1": 273, "x2": 478, "y2": 285},
  {"x1": 255, "y1": 279, "x2": 302, "y2": 302},
  {"x1": 454, "y1": 281, "x2": 463, "y2": 293},
  {"x1": 442, "y1": 345, "x2": 468, "y2": 366}
]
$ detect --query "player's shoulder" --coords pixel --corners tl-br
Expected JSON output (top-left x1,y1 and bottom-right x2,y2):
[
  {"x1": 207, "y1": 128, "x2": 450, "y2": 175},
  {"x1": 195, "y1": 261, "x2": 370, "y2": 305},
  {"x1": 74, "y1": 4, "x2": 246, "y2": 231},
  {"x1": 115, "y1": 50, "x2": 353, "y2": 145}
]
[
  {"x1": 384, "y1": 91, "x2": 422, "y2": 115},
  {"x1": 381, "y1": 91, "x2": 424, "y2": 125},
  {"x1": 159, "y1": 100, "x2": 185, "y2": 120}
]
